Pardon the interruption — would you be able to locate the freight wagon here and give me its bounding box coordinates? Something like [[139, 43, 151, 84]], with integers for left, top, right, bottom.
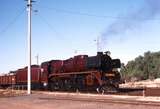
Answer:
[[16, 65, 46, 89], [0, 74, 16, 88]]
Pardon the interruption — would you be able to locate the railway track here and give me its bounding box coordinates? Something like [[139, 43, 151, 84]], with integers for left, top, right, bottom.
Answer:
[[1, 86, 160, 97], [33, 87, 146, 96], [1, 88, 160, 107], [33, 87, 160, 106], [38, 94, 160, 106]]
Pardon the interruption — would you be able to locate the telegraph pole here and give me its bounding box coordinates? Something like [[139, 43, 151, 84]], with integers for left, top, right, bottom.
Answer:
[[97, 36, 99, 52], [27, 0, 32, 95], [94, 36, 100, 52], [36, 54, 39, 65]]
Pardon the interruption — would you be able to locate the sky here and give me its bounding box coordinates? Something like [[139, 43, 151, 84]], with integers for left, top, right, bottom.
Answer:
[[0, 0, 160, 74]]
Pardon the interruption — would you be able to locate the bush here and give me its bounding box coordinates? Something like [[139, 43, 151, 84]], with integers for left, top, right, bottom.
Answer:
[[121, 51, 160, 82]]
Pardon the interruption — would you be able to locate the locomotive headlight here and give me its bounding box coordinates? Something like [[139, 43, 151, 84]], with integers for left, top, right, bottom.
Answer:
[[105, 73, 115, 77], [41, 68, 44, 72], [43, 82, 48, 87]]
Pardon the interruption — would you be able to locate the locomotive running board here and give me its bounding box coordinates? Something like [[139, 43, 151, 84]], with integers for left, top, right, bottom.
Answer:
[[48, 71, 103, 86], [48, 71, 98, 78]]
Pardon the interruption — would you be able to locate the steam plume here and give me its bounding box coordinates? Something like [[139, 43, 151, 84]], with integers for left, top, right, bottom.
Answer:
[[99, 0, 160, 51]]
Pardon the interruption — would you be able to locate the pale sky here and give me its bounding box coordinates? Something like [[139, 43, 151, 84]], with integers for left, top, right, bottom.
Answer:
[[0, 0, 160, 73]]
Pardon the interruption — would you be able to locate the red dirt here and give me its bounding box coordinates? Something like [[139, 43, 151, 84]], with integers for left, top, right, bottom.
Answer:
[[1, 92, 160, 109]]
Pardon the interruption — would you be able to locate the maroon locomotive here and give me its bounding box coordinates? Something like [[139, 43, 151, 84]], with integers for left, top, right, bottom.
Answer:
[[42, 52, 121, 92], [0, 52, 122, 93]]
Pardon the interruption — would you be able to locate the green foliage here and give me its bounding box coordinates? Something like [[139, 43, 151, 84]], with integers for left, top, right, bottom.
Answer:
[[121, 51, 160, 81]]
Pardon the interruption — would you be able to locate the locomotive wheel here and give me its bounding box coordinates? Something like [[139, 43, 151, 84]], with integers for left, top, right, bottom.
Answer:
[[49, 82, 59, 91], [100, 85, 117, 94], [49, 79, 63, 91], [64, 79, 72, 91]]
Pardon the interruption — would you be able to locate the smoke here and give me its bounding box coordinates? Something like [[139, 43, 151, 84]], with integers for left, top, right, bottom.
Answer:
[[99, 0, 160, 51]]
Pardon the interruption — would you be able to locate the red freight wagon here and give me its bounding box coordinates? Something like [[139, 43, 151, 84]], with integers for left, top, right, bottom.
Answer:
[[16, 65, 41, 84], [3, 76, 7, 84], [8, 75, 16, 85], [0, 75, 16, 87], [16, 65, 43, 89], [16, 68, 27, 83]]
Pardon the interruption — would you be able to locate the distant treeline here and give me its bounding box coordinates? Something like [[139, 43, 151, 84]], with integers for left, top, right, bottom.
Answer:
[[121, 51, 160, 82]]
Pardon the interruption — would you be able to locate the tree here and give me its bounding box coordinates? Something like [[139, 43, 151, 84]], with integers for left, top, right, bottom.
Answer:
[[121, 51, 160, 81]]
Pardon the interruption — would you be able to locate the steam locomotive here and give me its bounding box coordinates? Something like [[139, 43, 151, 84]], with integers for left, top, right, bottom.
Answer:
[[0, 52, 122, 93]]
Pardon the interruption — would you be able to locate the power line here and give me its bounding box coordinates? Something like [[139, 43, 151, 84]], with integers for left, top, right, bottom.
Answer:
[[39, 6, 160, 21], [36, 12, 63, 39], [0, 8, 26, 36], [39, 6, 123, 19]]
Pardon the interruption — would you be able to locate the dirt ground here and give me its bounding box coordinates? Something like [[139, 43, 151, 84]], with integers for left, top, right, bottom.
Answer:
[[0, 93, 160, 109], [0, 89, 26, 97], [120, 78, 160, 88]]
